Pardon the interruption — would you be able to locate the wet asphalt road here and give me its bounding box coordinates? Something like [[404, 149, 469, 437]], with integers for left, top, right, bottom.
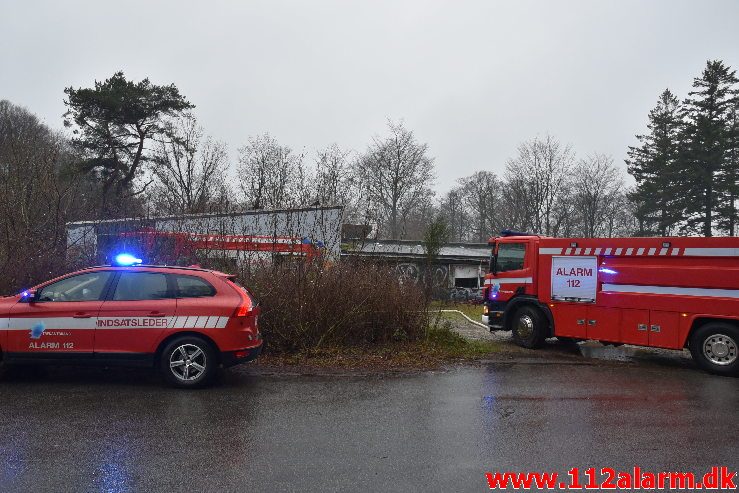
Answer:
[[0, 354, 737, 492]]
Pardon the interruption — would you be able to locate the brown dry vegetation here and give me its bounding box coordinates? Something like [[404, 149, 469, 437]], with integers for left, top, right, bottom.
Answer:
[[241, 259, 428, 352], [238, 260, 501, 368]]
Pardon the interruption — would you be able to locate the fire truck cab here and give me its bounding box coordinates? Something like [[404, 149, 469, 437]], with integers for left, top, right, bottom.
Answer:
[[482, 231, 739, 376]]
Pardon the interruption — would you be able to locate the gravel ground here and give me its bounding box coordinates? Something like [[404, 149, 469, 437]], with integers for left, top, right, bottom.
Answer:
[[434, 311, 511, 343], [439, 310, 695, 367]]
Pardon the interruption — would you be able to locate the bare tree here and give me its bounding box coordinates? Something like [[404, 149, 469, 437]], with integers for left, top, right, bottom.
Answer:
[[150, 114, 230, 215], [237, 133, 306, 210], [0, 100, 90, 293], [504, 135, 574, 236], [438, 186, 470, 242], [355, 120, 435, 239], [311, 144, 354, 207], [458, 171, 504, 242], [571, 154, 626, 237]]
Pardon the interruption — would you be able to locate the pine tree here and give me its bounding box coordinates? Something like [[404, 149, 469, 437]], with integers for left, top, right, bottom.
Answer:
[[626, 89, 682, 236], [679, 60, 739, 236], [717, 102, 739, 235]]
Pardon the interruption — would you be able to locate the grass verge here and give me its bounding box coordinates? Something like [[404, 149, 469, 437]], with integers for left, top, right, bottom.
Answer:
[[256, 324, 500, 372], [429, 301, 484, 321]]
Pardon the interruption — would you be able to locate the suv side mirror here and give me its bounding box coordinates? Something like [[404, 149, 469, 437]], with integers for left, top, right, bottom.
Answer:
[[20, 289, 38, 303]]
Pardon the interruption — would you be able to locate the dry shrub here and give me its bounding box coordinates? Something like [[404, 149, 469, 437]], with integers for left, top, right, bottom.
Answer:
[[242, 260, 428, 352]]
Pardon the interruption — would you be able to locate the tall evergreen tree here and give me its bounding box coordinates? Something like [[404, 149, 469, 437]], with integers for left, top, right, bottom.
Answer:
[[678, 60, 739, 236], [717, 102, 739, 235], [626, 89, 682, 236]]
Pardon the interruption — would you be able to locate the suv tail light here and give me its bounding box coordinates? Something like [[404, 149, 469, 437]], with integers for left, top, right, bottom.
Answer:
[[226, 279, 256, 317]]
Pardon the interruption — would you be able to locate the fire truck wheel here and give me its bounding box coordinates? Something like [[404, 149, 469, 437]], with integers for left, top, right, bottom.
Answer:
[[511, 305, 547, 349], [160, 336, 217, 388], [689, 323, 739, 376]]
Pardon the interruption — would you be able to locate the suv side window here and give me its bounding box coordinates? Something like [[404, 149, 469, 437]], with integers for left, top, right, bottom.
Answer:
[[496, 243, 526, 272], [36, 271, 112, 302], [173, 275, 216, 298], [112, 272, 170, 301]]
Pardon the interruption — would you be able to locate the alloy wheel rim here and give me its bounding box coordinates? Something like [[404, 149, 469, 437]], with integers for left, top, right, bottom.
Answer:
[[703, 334, 737, 366], [169, 344, 207, 381]]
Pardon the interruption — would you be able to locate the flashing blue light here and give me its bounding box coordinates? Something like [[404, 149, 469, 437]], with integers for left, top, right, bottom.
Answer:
[[114, 253, 143, 266], [21, 290, 30, 298], [599, 267, 617, 275]]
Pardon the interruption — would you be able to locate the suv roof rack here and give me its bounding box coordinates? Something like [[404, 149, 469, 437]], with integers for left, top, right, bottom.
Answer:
[[82, 264, 213, 272]]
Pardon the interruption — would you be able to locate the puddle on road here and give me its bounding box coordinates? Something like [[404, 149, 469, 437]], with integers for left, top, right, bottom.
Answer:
[[575, 341, 693, 369]]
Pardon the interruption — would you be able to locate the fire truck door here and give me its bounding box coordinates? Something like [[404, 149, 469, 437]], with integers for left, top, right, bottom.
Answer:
[[620, 309, 649, 346], [648, 311, 680, 349], [585, 306, 621, 343]]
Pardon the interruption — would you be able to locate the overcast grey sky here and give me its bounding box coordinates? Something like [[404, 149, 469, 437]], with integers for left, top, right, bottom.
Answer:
[[1, 0, 738, 193]]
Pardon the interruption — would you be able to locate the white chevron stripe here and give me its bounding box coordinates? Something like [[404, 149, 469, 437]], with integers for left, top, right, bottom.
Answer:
[[1, 315, 232, 330]]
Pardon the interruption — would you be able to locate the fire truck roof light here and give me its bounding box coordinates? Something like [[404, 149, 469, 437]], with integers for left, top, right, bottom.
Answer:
[[114, 253, 143, 266]]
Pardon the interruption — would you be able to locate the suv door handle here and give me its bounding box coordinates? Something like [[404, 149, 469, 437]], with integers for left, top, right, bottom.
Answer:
[[148, 312, 166, 317], [73, 312, 92, 318]]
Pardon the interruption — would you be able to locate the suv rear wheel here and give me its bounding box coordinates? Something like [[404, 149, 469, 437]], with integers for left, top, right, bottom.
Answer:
[[160, 336, 217, 388], [511, 305, 548, 349], [689, 322, 739, 377]]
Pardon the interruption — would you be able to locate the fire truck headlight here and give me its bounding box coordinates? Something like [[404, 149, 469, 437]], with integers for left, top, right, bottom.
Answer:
[[114, 253, 143, 266]]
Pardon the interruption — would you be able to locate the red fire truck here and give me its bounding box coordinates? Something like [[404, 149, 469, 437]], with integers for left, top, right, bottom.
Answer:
[[482, 231, 739, 376]]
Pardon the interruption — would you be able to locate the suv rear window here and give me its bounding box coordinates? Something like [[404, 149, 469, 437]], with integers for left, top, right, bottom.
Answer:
[[173, 275, 216, 298]]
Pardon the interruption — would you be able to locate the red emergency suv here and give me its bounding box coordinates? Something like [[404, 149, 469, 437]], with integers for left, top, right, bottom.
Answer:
[[0, 261, 262, 388]]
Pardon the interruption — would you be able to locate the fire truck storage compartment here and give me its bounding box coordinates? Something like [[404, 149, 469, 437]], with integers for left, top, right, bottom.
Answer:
[[546, 251, 728, 350]]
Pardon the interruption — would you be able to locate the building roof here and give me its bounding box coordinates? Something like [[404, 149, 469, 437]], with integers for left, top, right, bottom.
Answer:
[[344, 239, 490, 262]]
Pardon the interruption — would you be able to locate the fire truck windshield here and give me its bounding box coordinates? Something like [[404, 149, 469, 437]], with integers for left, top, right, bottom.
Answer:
[[495, 243, 526, 272]]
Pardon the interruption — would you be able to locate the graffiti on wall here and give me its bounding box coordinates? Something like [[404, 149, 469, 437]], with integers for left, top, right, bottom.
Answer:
[[395, 263, 449, 287]]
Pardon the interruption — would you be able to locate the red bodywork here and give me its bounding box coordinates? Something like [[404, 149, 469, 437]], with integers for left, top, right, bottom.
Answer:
[[483, 235, 739, 350], [0, 266, 262, 367]]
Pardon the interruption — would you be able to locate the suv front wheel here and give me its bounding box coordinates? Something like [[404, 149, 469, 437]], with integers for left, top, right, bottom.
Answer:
[[160, 336, 218, 388]]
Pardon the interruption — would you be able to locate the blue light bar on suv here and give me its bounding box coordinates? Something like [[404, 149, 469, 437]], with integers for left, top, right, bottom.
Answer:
[[114, 253, 143, 266]]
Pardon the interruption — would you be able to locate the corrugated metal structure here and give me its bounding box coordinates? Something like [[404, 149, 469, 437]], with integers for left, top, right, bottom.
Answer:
[[67, 206, 343, 268], [342, 239, 490, 292]]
